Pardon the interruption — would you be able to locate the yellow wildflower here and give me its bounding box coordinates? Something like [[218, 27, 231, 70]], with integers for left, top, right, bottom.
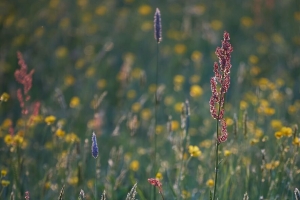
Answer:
[[255, 128, 263, 138], [75, 59, 85, 69], [87, 179, 94, 189], [264, 107, 275, 115], [295, 12, 300, 21], [163, 96, 174, 106], [68, 176, 79, 185], [141, 109, 151, 121], [206, 179, 214, 187], [95, 6, 107, 15], [65, 133, 79, 143], [190, 85, 203, 97], [171, 120, 179, 131], [45, 142, 53, 150], [271, 120, 282, 130], [85, 67, 95, 78], [70, 96, 80, 108], [55, 46, 68, 58], [199, 140, 212, 148], [188, 145, 201, 157], [293, 137, 300, 146], [130, 160, 140, 171], [30, 115, 44, 124], [155, 125, 164, 134], [13, 135, 24, 145], [1, 170, 7, 177], [288, 105, 297, 114], [141, 21, 152, 31], [182, 190, 191, 198], [59, 18, 70, 29], [173, 75, 185, 85], [224, 150, 231, 157], [17, 119, 25, 127], [138, 5, 152, 15], [148, 84, 157, 93], [189, 75, 200, 84], [131, 102, 141, 113], [156, 172, 163, 180], [240, 16, 253, 28], [64, 75, 75, 86], [97, 79, 107, 89], [250, 66, 261, 75], [226, 118, 233, 126], [77, 0, 88, 7], [4, 135, 13, 146], [210, 20, 222, 30], [274, 131, 283, 139], [250, 138, 259, 145], [45, 115, 56, 125], [131, 68, 142, 79], [281, 127, 292, 137], [174, 44, 187, 55], [272, 161, 280, 168], [1, 180, 10, 187], [44, 181, 51, 189], [265, 163, 272, 170], [240, 100, 248, 110], [174, 103, 182, 113], [249, 55, 259, 64], [127, 90, 136, 99], [0, 93, 9, 102], [191, 51, 202, 62], [55, 129, 65, 138], [265, 161, 280, 170], [2, 119, 12, 129]]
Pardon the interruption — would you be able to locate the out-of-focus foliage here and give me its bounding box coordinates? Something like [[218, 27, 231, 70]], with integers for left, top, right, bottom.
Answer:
[[0, 0, 300, 199]]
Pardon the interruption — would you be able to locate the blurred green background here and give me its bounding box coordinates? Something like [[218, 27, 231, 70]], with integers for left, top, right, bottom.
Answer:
[[1, 0, 300, 199]]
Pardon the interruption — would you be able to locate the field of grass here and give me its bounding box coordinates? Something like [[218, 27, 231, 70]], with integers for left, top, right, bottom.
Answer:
[[1, 0, 300, 199]]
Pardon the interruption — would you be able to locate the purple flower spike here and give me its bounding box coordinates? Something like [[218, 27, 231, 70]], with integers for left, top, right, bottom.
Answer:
[[92, 132, 98, 158]]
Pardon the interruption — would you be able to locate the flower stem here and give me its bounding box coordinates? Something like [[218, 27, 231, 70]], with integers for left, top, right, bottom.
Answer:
[[95, 161, 97, 200], [213, 94, 223, 200], [153, 42, 159, 200]]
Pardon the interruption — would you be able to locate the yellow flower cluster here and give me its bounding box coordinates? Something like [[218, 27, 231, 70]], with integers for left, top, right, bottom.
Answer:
[[55, 129, 65, 138], [274, 126, 293, 139], [130, 160, 139, 171], [188, 145, 201, 157], [265, 161, 280, 170], [1, 169, 7, 177], [4, 134, 24, 146], [257, 99, 275, 116], [70, 96, 80, 108], [1, 180, 10, 187], [206, 179, 214, 187], [0, 92, 9, 102], [45, 115, 56, 125]]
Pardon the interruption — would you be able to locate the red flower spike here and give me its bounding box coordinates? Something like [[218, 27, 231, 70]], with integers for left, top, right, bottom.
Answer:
[[148, 178, 163, 193]]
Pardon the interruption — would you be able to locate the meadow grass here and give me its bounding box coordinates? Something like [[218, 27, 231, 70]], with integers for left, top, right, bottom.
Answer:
[[0, 0, 300, 199]]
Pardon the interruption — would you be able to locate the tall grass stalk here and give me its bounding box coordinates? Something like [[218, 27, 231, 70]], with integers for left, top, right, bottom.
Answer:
[[177, 101, 190, 198], [153, 8, 162, 200], [213, 118, 220, 200], [209, 31, 233, 200]]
